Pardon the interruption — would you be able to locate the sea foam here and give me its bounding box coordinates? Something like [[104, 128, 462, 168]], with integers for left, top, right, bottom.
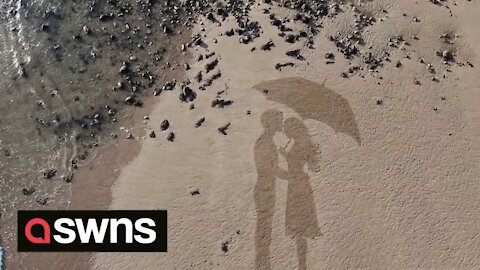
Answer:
[[0, 245, 3, 270]]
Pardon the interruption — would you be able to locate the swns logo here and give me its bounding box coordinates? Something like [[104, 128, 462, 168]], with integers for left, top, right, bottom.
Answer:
[[18, 210, 167, 252]]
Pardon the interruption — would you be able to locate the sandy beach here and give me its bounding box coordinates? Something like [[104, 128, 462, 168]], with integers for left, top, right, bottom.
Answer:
[[88, 0, 480, 269], [3, 0, 480, 269]]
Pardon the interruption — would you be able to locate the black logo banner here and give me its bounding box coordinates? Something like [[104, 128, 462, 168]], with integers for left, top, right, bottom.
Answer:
[[18, 210, 167, 252]]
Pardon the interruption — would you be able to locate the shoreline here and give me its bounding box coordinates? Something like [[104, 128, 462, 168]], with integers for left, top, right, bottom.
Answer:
[[19, 28, 193, 270]]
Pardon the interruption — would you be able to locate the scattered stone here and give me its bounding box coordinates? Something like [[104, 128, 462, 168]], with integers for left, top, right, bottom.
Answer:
[[22, 187, 35, 196], [166, 132, 175, 142], [225, 29, 235, 36], [149, 131, 156, 138], [325, 52, 335, 59], [205, 52, 215, 59], [40, 24, 49, 32], [285, 34, 296, 43], [190, 188, 200, 196], [124, 96, 135, 105], [275, 62, 294, 70], [195, 71, 203, 83], [218, 123, 230, 135], [162, 81, 176, 91], [261, 40, 275, 51], [63, 172, 74, 183], [154, 88, 162, 96], [125, 96, 143, 107], [37, 197, 48, 206], [82, 25, 91, 35], [286, 49, 302, 59], [221, 241, 229, 253], [195, 117, 206, 128], [43, 168, 57, 179], [179, 86, 197, 102], [205, 58, 219, 73], [211, 98, 233, 108], [119, 63, 129, 74], [99, 13, 114, 21], [442, 50, 452, 60], [161, 120, 170, 131], [19, 66, 27, 78]]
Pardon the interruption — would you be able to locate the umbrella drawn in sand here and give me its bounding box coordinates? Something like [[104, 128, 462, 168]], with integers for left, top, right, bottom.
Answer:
[[252, 77, 360, 270], [254, 76, 361, 145]]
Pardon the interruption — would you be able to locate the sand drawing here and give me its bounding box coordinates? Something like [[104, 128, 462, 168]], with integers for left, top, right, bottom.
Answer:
[[254, 109, 283, 270], [253, 77, 360, 270]]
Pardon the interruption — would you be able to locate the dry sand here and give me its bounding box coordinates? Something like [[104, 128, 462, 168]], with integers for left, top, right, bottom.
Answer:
[[90, 1, 480, 269]]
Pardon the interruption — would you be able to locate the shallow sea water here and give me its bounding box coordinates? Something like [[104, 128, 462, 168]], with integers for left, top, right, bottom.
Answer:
[[0, 0, 180, 267]]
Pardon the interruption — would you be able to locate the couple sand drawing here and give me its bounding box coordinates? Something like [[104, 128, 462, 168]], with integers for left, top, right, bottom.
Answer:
[[252, 77, 361, 270]]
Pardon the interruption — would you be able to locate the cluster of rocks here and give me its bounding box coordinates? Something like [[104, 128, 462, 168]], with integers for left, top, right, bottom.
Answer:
[[15, 0, 193, 200]]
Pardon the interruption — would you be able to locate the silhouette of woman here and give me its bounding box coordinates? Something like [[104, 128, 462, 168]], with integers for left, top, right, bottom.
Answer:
[[277, 117, 322, 270]]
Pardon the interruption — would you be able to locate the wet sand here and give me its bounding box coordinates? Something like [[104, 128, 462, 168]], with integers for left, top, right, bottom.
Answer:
[[9, 0, 479, 269], [9, 28, 193, 270]]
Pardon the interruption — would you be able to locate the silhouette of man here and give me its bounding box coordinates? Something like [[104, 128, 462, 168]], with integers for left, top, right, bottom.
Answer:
[[254, 109, 283, 270]]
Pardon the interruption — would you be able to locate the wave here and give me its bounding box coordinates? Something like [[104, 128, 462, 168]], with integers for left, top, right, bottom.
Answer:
[[0, 245, 3, 270]]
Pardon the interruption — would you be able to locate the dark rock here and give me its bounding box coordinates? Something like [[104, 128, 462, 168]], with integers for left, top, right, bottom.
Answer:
[[205, 52, 215, 59], [161, 120, 170, 131], [195, 117, 206, 128], [261, 40, 275, 51], [442, 50, 452, 60], [99, 13, 114, 21], [37, 197, 49, 206], [40, 24, 50, 32], [119, 64, 129, 74], [43, 168, 57, 179], [162, 24, 172, 34], [63, 172, 74, 183], [83, 25, 92, 35], [166, 132, 175, 142], [195, 71, 203, 82], [205, 58, 219, 73], [149, 131, 156, 138], [325, 52, 335, 59], [225, 29, 235, 36], [221, 241, 229, 253], [134, 100, 143, 107], [211, 98, 233, 108], [206, 12, 216, 22], [179, 86, 197, 102], [162, 81, 176, 91], [285, 34, 296, 43], [275, 62, 294, 70], [218, 123, 230, 135], [22, 187, 35, 196], [286, 49, 300, 57], [125, 96, 135, 105]]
